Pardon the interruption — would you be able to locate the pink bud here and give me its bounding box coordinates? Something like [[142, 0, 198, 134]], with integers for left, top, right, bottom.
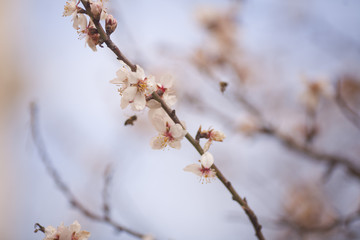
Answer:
[[90, 1, 103, 20], [105, 14, 117, 35]]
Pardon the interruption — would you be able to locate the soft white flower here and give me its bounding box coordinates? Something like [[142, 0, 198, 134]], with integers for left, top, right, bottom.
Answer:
[[201, 128, 225, 151], [184, 152, 216, 183], [43, 221, 90, 240], [110, 67, 129, 98], [63, 0, 77, 17], [113, 65, 156, 111], [149, 109, 186, 149], [147, 74, 177, 109], [78, 20, 99, 52], [73, 14, 87, 31]]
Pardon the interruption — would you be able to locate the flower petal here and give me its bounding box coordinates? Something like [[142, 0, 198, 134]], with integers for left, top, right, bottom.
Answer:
[[146, 99, 161, 109], [200, 152, 214, 168], [150, 135, 165, 149], [164, 93, 177, 106], [132, 92, 146, 111], [183, 164, 202, 177], [115, 68, 129, 81], [159, 74, 173, 88], [169, 124, 185, 139], [150, 114, 167, 133], [169, 140, 181, 149], [122, 86, 137, 102], [69, 221, 81, 233]]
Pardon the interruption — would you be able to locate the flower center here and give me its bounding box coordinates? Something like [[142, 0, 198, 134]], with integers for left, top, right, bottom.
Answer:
[[137, 78, 148, 93]]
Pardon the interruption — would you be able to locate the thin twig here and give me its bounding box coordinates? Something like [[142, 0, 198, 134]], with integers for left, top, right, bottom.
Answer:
[[335, 79, 360, 131], [196, 65, 360, 181], [77, 1, 266, 239], [29, 102, 145, 239], [102, 164, 113, 220], [259, 125, 360, 180], [151, 93, 265, 240], [80, 0, 137, 72]]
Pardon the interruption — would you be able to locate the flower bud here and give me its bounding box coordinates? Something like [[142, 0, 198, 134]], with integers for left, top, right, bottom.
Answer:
[[90, 1, 103, 20], [200, 152, 214, 169], [105, 14, 117, 35]]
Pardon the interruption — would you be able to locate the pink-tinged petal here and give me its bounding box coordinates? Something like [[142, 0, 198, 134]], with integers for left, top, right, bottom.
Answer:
[[164, 94, 177, 106], [132, 92, 146, 111], [120, 96, 129, 109], [150, 114, 167, 133], [159, 74, 174, 88], [79, 14, 87, 30], [128, 73, 139, 84], [146, 99, 161, 109], [183, 164, 202, 177], [116, 68, 129, 81], [122, 86, 137, 101], [203, 140, 212, 152], [73, 13, 87, 30], [44, 226, 57, 237], [200, 152, 214, 168], [145, 75, 157, 94], [208, 170, 217, 178], [169, 140, 181, 149], [69, 221, 81, 233], [169, 124, 185, 139], [150, 136, 165, 149], [86, 37, 97, 52], [135, 65, 145, 79], [100, 10, 108, 20], [77, 231, 91, 240]]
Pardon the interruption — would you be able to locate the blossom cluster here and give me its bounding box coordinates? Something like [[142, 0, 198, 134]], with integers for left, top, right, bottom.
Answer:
[[42, 221, 90, 240], [63, 0, 117, 51], [62, 0, 226, 183], [109, 64, 226, 182]]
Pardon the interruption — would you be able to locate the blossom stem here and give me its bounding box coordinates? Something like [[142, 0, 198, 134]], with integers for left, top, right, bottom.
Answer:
[[79, 2, 265, 239], [80, 0, 137, 72], [152, 92, 265, 240], [30, 103, 145, 239]]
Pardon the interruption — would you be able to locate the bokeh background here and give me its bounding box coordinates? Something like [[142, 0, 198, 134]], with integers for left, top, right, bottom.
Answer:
[[1, 0, 360, 239]]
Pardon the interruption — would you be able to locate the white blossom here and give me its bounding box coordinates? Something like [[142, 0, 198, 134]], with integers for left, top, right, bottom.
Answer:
[[201, 128, 225, 152], [43, 221, 90, 240], [63, 0, 77, 17], [149, 109, 186, 149], [73, 14, 87, 31], [184, 152, 216, 183], [147, 74, 177, 109], [111, 65, 156, 111], [78, 20, 100, 52]]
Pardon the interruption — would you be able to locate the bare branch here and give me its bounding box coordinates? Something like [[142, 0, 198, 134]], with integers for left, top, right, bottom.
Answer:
[[335, 78, 360, 131], [29, 102, 145, 239], [102, 164, 113, 220]]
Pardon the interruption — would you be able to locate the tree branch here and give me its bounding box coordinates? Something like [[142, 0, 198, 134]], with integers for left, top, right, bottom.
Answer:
[[29, 102, 145, 239], [335, 78, 360, 131], [77, 1, 266, 239]]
